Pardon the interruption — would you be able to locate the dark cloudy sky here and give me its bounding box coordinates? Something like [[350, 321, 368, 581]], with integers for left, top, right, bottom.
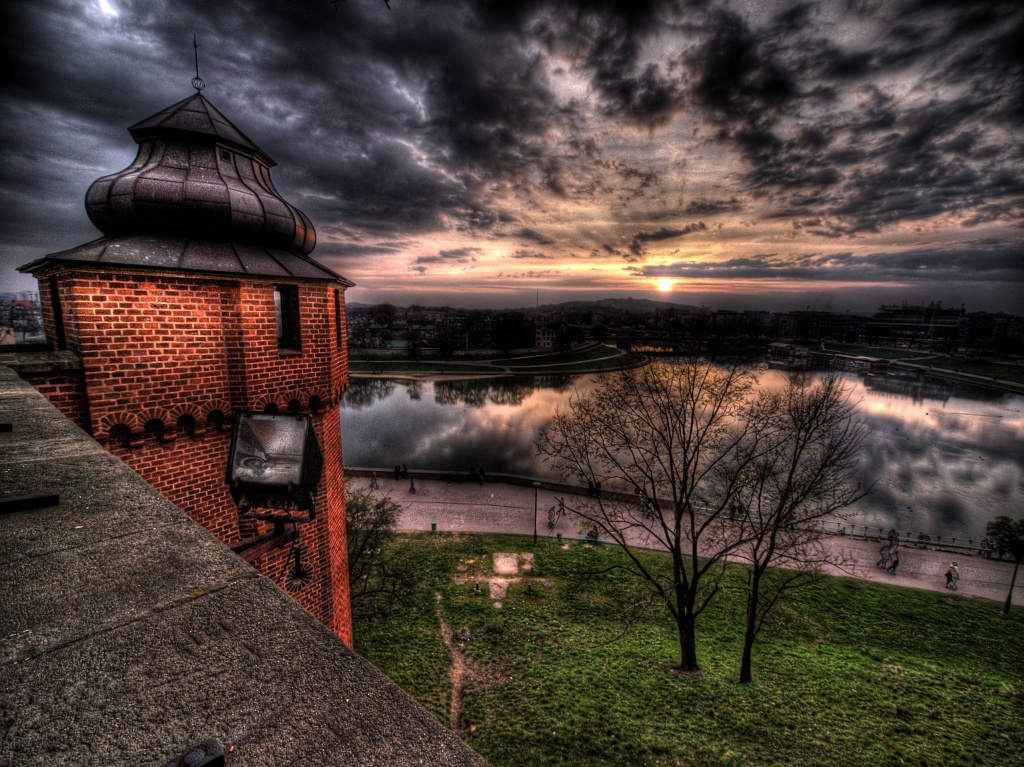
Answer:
[[2, 0, 1022, 312]]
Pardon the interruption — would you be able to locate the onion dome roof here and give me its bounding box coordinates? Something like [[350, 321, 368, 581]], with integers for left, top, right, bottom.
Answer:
[[83, 93, 317, 256], [21, 235, 351, 284], [127, 93, 268, 160]]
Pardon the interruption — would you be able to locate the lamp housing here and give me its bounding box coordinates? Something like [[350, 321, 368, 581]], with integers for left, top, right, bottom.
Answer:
[[226, 412, 323, 521]]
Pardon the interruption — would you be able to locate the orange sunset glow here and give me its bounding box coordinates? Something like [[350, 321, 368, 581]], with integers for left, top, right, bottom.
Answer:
[[2, 1, 1022, 314]]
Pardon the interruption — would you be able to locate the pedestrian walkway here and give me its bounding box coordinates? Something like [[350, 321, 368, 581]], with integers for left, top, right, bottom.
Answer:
[[348, 474, 1018, 605]]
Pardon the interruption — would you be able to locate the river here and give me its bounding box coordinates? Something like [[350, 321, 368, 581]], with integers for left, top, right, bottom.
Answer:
[[340, 368, 1024, 541]]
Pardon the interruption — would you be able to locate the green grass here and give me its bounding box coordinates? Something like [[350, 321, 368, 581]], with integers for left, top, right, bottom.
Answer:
[[824, 344, 939, 361], [496, 345, 625, 368], [349, 346, 644, 376], [823, 345, 1024, 384], [354, 534, 1024, 767], [503, 352, 648, 374], [927, 361, 1024, 385], [348, 360, 500, 374]]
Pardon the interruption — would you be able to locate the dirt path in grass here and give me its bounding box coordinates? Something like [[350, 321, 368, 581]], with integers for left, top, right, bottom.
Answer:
[[437, 599, 476, 732]]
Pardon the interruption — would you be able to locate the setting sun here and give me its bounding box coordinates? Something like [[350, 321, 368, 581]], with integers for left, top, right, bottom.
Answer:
[[657, 279, 672, 292]]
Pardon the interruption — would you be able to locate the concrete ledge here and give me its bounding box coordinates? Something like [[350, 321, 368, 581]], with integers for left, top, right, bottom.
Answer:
[[0, 365, 489, 767], [0, 350, 83, 376]]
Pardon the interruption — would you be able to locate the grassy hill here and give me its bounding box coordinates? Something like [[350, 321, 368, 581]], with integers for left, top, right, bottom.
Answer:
[[353, 534, 1024, 767]]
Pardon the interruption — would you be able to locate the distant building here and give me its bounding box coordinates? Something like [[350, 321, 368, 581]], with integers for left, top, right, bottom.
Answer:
[[862, 301, 963, 348], [773, 310, 858, 342], [1, 293, 44, 342], [768, 342, 810, 368], [958, 311, 1022, 353], [535, 322, 564, 348], [711, 309, 743, 330], [832, 354, 889, 375]]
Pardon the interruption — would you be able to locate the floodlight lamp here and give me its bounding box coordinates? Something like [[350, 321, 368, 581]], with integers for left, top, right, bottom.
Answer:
[[226, 412, 323, 522]]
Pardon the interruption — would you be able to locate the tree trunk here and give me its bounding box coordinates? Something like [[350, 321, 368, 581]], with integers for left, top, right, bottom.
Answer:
[[739, 576, 760, 684], [676, 614, 699, 672], [1005, 559, 1019, 615]]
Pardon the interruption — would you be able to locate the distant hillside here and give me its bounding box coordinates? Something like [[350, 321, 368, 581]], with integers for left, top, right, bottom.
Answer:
[[524, 298, 703, 315], [347, 298, 703, 314]]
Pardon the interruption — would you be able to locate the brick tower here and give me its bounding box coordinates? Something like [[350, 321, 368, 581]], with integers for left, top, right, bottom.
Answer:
[[19, 91, 354, 644]]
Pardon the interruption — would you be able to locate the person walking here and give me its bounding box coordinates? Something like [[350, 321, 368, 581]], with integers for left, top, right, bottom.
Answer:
[[945, 562, 960, 590], [394, 464, 401, 481], [877, 543, 892, 570], [369, 472, 379, 490], [886, 546, 900, 575]]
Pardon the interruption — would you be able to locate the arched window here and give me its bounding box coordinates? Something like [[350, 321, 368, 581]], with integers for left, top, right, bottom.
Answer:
[[176, 413, 196, 438], [109, 424, 132, 449], [308, 395, 322, 415], [287, 398, 302, 413], [144, 419, 166, 443], [206, 410, 225, 431], [263, 402, 279, 414]]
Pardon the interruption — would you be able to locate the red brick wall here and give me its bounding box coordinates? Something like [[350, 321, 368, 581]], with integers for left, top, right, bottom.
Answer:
[[109, 427, 240, 542], [29, 264, 352, 645], [250, 404, 349, 643], [319, 402, 352, 643], [17, 370, 90, 432]]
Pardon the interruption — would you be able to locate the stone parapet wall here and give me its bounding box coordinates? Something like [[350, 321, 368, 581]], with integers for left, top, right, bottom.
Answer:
[[0, 362, 489, 766]]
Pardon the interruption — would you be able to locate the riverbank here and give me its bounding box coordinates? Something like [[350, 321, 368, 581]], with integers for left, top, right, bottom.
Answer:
[[350, 342, 645, 378], [345, 472, 1020, 605], [822, 343, 1024, 394], [351, 342, 1024, 393]]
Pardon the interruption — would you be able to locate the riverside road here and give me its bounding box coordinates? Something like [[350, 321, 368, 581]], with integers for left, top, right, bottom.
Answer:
[[347, 472, 1019, 606]]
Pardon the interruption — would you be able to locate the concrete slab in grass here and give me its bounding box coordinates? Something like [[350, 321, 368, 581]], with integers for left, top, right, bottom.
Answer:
[[492, 552, 518, 575]]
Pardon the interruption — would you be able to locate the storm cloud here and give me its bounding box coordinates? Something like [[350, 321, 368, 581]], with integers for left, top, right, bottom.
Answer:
[[2, 0, 1022, 311]]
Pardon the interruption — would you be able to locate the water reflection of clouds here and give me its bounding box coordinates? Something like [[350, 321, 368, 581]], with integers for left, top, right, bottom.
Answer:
[[341, 379, 581, 477], [340, 372, 1023, 539], [841, 374, 1024, 539]]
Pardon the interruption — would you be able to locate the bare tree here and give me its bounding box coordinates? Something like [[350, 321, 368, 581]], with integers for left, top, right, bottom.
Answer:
[[985, 515, 1024, 614], [346, 486, 413, 620], [537, 358, 761, 672], [730, 373, 867, 683], [9, 302, 42, 342]]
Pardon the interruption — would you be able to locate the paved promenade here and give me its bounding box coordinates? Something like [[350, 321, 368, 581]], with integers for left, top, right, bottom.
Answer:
[[348, 474, 1019, 606]]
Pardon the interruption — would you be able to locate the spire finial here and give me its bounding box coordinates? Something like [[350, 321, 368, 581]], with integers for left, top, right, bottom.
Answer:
[[191, 34, 205, 92]]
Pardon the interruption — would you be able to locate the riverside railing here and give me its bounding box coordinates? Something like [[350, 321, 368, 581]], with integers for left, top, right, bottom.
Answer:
[[345, 467, 1000, 558]]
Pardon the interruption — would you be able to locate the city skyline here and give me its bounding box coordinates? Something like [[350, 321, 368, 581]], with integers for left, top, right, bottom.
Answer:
[[2, 0, 1023, 314]]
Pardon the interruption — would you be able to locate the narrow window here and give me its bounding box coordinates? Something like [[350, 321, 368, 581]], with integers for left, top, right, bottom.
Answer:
[[49, 276, 67, 351], [274, 284, 301, 351], [334, 289, 343, 346]]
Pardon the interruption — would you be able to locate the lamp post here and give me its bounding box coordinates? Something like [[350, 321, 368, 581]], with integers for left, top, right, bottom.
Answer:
[[532, 481, 541, 545]]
